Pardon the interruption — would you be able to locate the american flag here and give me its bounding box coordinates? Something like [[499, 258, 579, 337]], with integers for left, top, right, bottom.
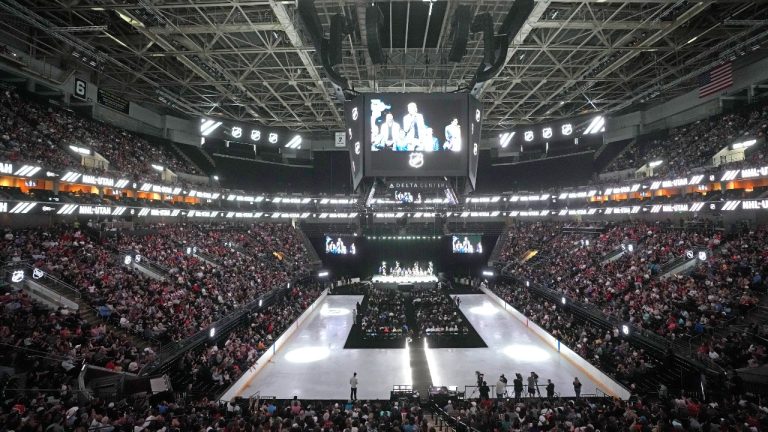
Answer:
[[698, 62, 733, 98]]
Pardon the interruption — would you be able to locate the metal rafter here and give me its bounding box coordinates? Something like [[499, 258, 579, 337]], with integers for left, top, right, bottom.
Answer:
[[1, 0, 766, 132]]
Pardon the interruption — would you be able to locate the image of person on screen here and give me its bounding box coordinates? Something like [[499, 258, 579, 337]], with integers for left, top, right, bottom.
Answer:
[[452, 236, 462, 253], [462, 236, 473, 253], [402, 102, 427, 151], [422, 127, 440, 152], [373, 112, 401, 151], [444, 118, 462, 152]]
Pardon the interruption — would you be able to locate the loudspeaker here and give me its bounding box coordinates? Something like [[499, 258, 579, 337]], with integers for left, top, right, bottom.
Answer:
[[328, 13, 346, 66], [448, 5, 471, 62], [297, 0, 323, 47], [366, 5, 386, 65], [470, 12, 495, 65]]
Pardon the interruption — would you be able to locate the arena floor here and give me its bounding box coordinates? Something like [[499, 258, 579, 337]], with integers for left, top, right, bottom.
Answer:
[[232, 294, 609, 400]]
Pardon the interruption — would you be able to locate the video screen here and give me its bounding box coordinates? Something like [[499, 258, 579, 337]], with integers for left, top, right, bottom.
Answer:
[[364, 93, 470, 176], [451, 234, 483, 254], [325, 235, 358, 255]]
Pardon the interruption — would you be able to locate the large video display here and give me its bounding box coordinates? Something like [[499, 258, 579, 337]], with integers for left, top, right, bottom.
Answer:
[[325, 235, 358, 255], [451, 234, 483, 254], [364, 93, 471, 176]]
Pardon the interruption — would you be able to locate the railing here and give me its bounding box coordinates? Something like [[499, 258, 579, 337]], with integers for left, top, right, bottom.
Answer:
[[11, 263, 82, 301], [487, 223, 512, 265], [430, 405, 482, 432], [659, 255, 690, 275]]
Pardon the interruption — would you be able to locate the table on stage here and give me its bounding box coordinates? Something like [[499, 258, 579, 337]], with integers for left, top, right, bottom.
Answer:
[[371, 274, 438, 289]]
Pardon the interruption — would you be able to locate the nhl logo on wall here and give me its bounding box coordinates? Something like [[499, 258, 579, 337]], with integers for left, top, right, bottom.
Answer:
[[473, 143, 478, 156], [409, 152, 424, 168]]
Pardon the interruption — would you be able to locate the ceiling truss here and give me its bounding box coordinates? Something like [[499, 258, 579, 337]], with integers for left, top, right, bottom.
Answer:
[[1, 0, 766, 133]]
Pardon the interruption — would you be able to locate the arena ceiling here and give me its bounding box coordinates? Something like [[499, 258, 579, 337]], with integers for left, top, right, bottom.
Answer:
[[2, 0, 768, 133]]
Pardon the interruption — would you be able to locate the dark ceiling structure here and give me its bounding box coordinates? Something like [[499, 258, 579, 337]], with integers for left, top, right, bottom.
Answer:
[[2, 0, 768, 133]]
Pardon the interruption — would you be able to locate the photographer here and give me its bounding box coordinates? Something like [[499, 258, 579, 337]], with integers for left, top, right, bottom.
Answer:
[[513, 374, 523, 401], [496, 374, 507, 400], [528, 372, 539, 398], [475, 371, 484, 388], [479, 381, 490, 401], [546, 379, 555, 400]]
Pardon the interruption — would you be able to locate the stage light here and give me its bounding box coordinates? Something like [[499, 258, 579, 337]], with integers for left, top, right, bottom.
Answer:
[[649, 160, 663, 168], [469, 302, 499, 316], [482, 270, 495, 277], [561, 297, 566, 305], [526, 280, 530, 287], [285, 346, 331, 363], [318, 271, 329, 278], [258, 299, 263, 307], [209, 327, 216, 338], [621, 324, 630, 336], [502, 344, 551, 362]]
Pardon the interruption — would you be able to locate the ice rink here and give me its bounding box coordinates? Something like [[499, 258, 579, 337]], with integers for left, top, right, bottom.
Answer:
[[233, 294, 613, 400]]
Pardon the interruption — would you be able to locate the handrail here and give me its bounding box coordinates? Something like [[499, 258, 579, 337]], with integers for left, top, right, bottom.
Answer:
[[12, 263, 82, 300]]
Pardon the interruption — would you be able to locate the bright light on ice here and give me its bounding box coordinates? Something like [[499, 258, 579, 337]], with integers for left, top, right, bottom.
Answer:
[[502, 344, 551, 362], [469, 302, 499, 316], [285, 346, 331, 363], [320, 305, 350, 316]]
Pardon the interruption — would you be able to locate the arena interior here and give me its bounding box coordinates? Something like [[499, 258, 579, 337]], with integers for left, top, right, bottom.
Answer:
[[2, 0, 768, 430]]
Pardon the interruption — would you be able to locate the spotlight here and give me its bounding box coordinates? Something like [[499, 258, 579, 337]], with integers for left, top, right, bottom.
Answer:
[[526, 280, 530, 287], [209, 327, 216, 338], [561, 297, 566, 305], [621, 324, 630, 336]]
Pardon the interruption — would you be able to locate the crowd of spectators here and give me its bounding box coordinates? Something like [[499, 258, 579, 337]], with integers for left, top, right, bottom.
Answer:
[[0, 87, 201, 180], [441, 392, 767, 432], [0, 393, 432, 432], [358, 288, 408, 338], [0, 288, 155, 377], [413, 287, 469, 337], [605, 101, 768, 175], [0, 221, 310, 344], [695, 324, 768, 370], [176, 284, 321, 394], [118, 223, 310, 310], [498, 221, 766, 341]]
